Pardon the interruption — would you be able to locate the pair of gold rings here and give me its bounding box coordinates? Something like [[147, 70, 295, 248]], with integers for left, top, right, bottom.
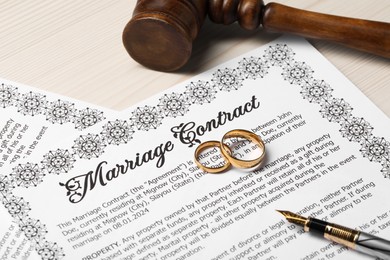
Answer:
[[194, 129, 265, 173]]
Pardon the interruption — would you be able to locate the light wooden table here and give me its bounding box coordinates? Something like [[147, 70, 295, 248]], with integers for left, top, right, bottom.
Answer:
[[0, 0, 389, 116]]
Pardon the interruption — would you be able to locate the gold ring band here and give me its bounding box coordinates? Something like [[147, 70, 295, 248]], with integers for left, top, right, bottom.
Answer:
[[220, 129, 265, 169], [194, 140, 232, 173]]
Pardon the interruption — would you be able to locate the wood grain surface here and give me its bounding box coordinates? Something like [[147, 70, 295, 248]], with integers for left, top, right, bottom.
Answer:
[[0, 0, 388, 116]]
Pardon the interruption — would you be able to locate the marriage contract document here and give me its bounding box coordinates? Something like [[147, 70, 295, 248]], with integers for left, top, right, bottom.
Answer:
[[0, 78, 116, 259], [1, 37, 390, 260]]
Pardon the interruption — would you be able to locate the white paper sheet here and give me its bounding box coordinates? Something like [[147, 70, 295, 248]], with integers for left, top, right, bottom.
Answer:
[[1, 36, 390, 260], [0, 78, 117, 259]]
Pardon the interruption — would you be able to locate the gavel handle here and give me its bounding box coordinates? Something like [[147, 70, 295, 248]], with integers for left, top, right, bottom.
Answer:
[[262, 3, 390, 58]]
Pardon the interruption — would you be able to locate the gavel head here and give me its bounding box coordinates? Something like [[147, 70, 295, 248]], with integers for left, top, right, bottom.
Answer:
[[123, 0, 265, 71], [122, 0, 207, 72]]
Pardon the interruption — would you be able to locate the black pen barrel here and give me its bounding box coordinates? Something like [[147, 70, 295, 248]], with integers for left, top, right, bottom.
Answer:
[[279, 211, 390, 260]]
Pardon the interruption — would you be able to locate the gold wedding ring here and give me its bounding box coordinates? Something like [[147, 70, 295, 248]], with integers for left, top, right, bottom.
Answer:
[[221, 129, 265, 169], [194, 141, 232, 173]]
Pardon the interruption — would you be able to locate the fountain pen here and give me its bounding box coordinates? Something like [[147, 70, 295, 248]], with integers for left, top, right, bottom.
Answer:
[[277, 210, 390, 260]]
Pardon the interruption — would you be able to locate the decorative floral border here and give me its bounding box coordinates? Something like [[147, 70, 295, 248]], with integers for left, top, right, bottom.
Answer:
[[0, 84, 106, 130], [0, 83, 106, 258], [0, 43, 389, 259]]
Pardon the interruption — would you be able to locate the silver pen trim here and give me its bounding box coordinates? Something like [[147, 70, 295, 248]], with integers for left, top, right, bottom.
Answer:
[[277, 210, 390, 260], [355, 232, 390, 260]]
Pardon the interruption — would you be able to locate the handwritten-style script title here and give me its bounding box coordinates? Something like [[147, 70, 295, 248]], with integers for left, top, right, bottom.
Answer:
[[59, 142, 174, 203], [60, 95, 260, 203], [171, 95, 260, 147]]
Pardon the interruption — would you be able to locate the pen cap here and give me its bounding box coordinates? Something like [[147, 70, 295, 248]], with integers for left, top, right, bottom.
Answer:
[[122, 0, 207, 71]]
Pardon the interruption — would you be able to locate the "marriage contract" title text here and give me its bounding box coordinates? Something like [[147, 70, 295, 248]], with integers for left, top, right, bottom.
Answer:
[[59, 141, 174, 203]]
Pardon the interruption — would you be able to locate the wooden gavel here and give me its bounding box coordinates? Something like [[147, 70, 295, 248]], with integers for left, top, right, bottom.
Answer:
[[122, 0, 390, 71]]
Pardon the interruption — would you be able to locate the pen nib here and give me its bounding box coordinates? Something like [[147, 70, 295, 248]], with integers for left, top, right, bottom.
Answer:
[[276, 210, 307, 227]]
